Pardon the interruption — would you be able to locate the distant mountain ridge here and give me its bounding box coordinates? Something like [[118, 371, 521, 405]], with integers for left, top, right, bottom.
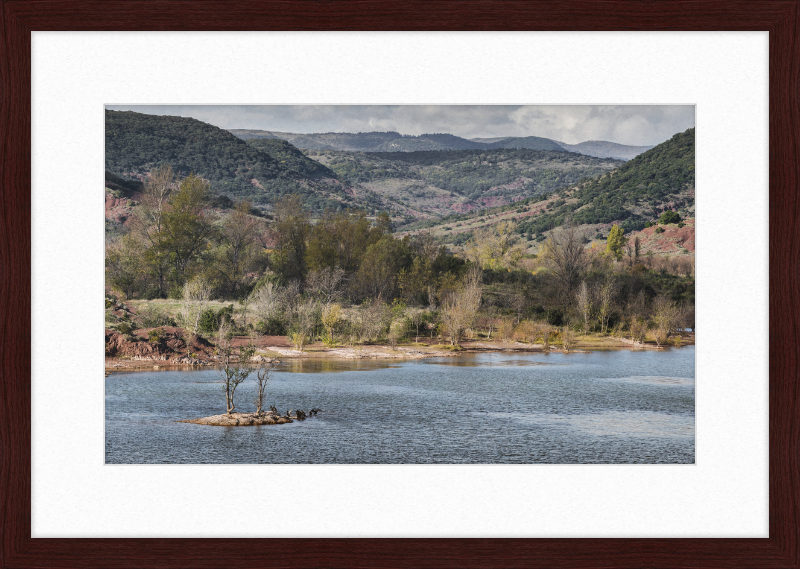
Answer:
[[555, 140, 655, 160], [228, 129, 656, 160]]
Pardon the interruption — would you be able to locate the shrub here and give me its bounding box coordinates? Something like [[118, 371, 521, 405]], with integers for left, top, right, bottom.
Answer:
[[659, 210, 681, 225], [117, 322, 133, 335], [654, 226, 664, 234], [147, 328, 162, 343], [199, 305, 234, 334], [677, 221, 685, 228], [256, 317, 287, 336]]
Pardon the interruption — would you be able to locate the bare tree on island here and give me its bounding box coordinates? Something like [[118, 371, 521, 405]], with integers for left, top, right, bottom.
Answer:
[[216, 321, 256, 415]]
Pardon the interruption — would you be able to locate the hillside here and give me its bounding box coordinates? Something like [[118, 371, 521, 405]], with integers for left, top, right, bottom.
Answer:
[[244, 138, 336, 179], [229, 129, 653, 159], [105, 110, 353, 213], [397, 128, 695, 252], [305, 148, 622, 224]]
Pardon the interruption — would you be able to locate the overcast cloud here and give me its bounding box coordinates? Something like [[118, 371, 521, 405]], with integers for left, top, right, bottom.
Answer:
[[105, 105, 695, 146]]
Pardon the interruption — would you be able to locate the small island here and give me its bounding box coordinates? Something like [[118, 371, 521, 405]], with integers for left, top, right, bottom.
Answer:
[[181, 408, 319, 426]]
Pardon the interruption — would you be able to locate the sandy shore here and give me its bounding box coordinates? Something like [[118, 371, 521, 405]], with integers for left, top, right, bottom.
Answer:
[[105, 333, 694, 373]]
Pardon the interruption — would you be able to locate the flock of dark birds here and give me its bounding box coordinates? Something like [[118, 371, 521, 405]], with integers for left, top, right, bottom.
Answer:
[[269, 406, 322, 421]]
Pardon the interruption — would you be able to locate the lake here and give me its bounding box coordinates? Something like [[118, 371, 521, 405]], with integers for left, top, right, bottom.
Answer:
[[105, 346, 695, 464]]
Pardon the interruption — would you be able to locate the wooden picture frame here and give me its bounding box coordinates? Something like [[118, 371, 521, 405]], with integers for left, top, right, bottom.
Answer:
[[2, 1, 798, 567]]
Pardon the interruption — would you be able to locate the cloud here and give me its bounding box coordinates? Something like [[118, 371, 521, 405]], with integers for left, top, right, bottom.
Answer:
[[105, 104, 695, 146]]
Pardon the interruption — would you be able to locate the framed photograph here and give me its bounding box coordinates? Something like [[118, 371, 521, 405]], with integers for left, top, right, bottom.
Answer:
[[3, 1, 798, 567]]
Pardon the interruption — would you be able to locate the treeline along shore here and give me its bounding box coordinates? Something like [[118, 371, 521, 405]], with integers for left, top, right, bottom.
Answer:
[[105, 164, 694, 372]]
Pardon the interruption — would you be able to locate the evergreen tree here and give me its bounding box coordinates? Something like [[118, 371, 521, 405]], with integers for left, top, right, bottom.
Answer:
[[605, 224, 627, 261]]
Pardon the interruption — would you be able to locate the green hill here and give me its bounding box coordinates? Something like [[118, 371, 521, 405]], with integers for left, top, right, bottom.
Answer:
[[487, 136, 566, 152], [245, 138, 336, 178], [105, 110, 351, 212], [516, 128, 695, 235]]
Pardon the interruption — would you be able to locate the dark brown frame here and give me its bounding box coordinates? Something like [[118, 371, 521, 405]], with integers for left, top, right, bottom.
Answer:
[[2, 1, 798, 567]]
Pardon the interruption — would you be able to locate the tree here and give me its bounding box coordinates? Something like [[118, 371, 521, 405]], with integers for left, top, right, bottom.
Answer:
[[307, 266, 346, 305], [253, 360, 278, 415], [561, 327, 576, 353], [409, 309, 427, 343], [105, 233, 149, 298], [605, 224, 627, 261], [465, 220, 524, 270], [272, 194, 309, 284], [176, 277, 212, 341], [288, 299, 318, 351], [132, 164, 175, 296], [249, 281, 287, 334], [216, 322, 256, 415], [595, 278, 614, 334], [542, 221, 588, 299], [575, 280, 593, 334], [652, 294, 680, 346], [321, 303, 342, 339], [353, 235, 411, 301], [159, 174, 215, 288], [438, 267, 482, 346], [215, 201, 263, 298]]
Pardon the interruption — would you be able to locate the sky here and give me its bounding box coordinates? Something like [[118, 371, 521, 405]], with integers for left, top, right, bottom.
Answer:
[[105, 105, 695, 146]]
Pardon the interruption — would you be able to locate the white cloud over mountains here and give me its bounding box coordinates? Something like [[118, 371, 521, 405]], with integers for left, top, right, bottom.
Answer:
[[106, 105, 695, 147]]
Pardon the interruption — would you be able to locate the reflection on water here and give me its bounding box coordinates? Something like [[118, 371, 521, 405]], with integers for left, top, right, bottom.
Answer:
[[276, 358, 401, 374], [423, 358, 556, 368], [106, 347, 695, 464]]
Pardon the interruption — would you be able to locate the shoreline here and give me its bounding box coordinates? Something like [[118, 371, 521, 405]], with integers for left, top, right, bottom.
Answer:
[[105, 333, 694, 373]]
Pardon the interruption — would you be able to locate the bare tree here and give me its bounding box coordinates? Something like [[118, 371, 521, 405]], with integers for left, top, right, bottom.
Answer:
[[253, 360, 278, 415], [176, 277, 212, 341], [595, 278, 614, 334], [514, 319, 537, 344], [307, 266, 347, 305], [131, 164, 176, 296], [629, 318, 648, 344], [497, 318, 515, 342], [139, 164, 175, 229], [249, 281, 287, 332], [289, 299, 318, 351], [575, 280, 593, 334], [216, 322, 256, 415], [358, 298, 391, 343], [409, 309, 426, 343], [542, 221, 588, 300], [535, 320, 552, 350], [561, 327, 576, 353], [623, 238, 635, 267], [652, 294, 680, 347], [439, 268, 483, 346]]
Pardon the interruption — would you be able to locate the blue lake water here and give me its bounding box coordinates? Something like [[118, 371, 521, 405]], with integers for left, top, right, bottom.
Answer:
[[105, 346, 695, 464]]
